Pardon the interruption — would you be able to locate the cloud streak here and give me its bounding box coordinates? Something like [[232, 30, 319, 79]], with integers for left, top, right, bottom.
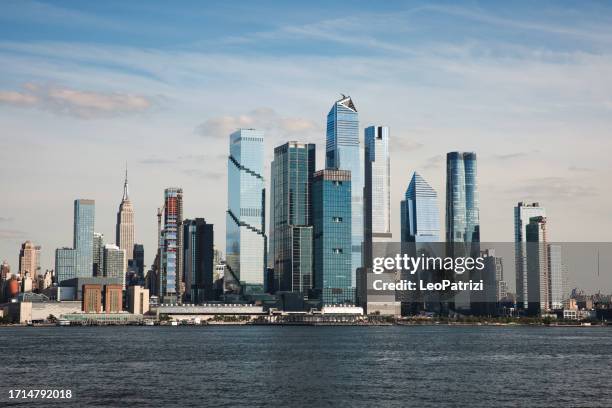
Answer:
[[0, 84, 152, 118], [196, 108, 321, 143]]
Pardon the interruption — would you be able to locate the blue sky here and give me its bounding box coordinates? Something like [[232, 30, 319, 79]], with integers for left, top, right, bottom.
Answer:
[[1, 1, 611, 291]]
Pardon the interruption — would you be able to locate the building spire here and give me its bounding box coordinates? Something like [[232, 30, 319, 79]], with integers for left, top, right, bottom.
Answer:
[[122, 162, 129, 201]]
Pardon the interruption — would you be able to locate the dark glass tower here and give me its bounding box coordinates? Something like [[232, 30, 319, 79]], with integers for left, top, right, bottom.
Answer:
[[183, 219, 214, 303], [269, 141, 316, 294]]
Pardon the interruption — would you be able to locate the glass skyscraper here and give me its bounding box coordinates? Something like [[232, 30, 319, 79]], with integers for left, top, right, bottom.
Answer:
[[401, 172, 440, 243], [445, 152, 479, 243], [73, 199, 95, 278], [364, 125, 391, 264], [326, 95, 363, 287], [160, 187, 183, 303], [526, 216, 549, 315], [514, 202, 546, 310], [312, 169, 353, 304], [548, 244, 564, 310], [54, 247, 75, 284], [183, 218, 214, 303], [269, 141, 315, 294], [226, 129, 266, 294]]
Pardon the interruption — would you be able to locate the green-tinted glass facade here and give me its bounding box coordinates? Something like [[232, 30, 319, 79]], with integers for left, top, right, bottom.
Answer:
[[269, 142, 315, 293], [312, 169, 354, 304]]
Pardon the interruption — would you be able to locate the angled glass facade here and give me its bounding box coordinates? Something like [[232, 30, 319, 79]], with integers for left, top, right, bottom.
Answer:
[[73, 199, 95, 278], [445, 152, 479, 243], [312, 169, 354, 304], [269, 141, 315, 293], [226, 129, 266, 293], [326, 96, 363, 287], [401, 172, 440, 243]]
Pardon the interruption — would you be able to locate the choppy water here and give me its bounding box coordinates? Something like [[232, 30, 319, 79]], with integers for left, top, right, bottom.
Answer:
[[1, 325, 611, 407]]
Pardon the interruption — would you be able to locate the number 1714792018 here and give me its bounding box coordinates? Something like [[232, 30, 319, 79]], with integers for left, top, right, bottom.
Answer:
[[8, 389, 72, 399]]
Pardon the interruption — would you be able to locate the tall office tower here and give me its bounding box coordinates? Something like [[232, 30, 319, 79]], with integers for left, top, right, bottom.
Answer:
[[401, 172, 440, 243], [269, 141, 316, 294], [526, 216, 549, 315], [18, 240, 40, 280], [312, 169, 353, 304], [445, 152, 479, 243], [364, 126, 391, 238], [133, 244, 144, 280], [116, 168, 135, 262], [364, 126, 391, 268], [54, 247, 75, 284], [160, 187, 183, 302], [93, 232, 104, 277], [183, 218, 214, 303], [548, 244, 564, 310], [226, 129, 266, 294], [73, 199, 95, 277], [514, 202, 546, 310], [326, 95, 363, 287], [103, 244, 126, 287]]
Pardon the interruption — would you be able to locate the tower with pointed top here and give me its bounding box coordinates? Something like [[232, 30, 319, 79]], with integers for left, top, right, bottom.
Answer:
[[116, 166, 135, 262], [326, 95, 363, 291], [401, 172, 440, 243]]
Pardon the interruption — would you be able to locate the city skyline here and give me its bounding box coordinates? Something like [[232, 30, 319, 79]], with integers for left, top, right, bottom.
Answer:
[[1, 1, 611, 293]]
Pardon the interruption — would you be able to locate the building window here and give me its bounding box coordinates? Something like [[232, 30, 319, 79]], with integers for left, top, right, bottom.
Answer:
[[332, 248, 343, 254], [332, 217, 343, 223]]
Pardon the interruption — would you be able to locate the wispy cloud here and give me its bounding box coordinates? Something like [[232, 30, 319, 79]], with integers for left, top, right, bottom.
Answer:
[[0, 83, 153, 118], [505, 176, 597, 200], [493, 152, 528, 160], [422, 155, 443, 170], [0, 228, 26, 240], [568, 165, 594, 172], [196, 108, 321, 143]]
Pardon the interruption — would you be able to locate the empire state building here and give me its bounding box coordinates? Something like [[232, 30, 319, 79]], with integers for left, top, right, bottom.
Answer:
[[116, 168, 135, 262]]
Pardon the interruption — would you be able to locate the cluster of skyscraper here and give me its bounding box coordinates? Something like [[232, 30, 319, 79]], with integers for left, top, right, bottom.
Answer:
[[53, 171, 144, 290], [5, 94, 564, 317], [514, 202, 566, 315], [224, 95, 564, 316]]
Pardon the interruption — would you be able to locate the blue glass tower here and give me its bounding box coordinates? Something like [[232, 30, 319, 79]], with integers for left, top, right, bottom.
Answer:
[[269, 141, 315, 294], [226, 129, 266, 294], [326, 95, 363, 287], [445, 152, 479, 243], [73, 199, 95, 277], [312, 169, 353, 304], [401, 172, 440, 243], [54, 247, 75, 284]]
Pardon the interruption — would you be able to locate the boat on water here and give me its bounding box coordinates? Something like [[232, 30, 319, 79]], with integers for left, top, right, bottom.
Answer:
[[57, 320, 70, 326]]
